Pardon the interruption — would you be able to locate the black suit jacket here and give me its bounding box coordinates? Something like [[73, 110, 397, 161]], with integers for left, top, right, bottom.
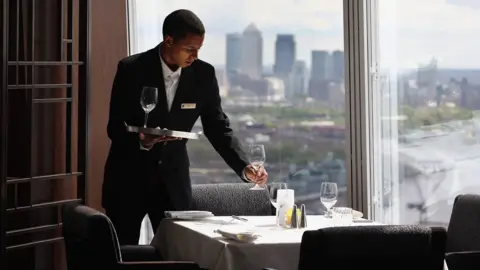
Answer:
[[102, 45, 249, 210]]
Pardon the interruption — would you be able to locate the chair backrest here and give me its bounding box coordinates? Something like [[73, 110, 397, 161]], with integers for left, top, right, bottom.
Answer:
[[191, 183, 273, 216], [298, 225, 446, 270], [447, 194, 480, 252], [62, 203, 122, 270]]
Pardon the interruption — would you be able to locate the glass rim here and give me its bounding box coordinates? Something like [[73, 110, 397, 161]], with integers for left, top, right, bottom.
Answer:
[[321, 181, 337, 185]]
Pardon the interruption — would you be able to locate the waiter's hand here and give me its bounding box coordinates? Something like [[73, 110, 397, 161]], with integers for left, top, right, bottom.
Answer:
[[244, 164, 268, 186], [139, 133, 180, 148]]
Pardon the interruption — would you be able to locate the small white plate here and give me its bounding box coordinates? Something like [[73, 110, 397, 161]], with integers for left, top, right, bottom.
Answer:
[[164, 210, 214, 220], [174, 216, 213, 220]]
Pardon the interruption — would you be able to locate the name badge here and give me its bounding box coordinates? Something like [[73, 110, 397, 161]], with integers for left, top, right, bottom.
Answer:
[[181, 103, 196, 109]]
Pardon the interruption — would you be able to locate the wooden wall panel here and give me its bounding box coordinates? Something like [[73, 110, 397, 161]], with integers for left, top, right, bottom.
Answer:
[[2, 0, 128, 269], [88, 0, 128, 211]]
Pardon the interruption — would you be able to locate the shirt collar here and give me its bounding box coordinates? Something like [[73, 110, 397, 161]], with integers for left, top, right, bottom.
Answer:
[[159, 45, 181, 80]]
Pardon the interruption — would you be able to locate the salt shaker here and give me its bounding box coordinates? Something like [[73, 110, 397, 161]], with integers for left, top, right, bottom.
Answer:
[[299, 204, 307, 228], [291, 204, 298, 228]]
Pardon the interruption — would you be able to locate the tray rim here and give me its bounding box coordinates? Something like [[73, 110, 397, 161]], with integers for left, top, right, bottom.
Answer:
[[125, 125, 200, 139]]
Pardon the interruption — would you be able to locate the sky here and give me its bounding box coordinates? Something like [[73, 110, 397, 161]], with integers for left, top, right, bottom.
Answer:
[[130, 0, 480, 69]]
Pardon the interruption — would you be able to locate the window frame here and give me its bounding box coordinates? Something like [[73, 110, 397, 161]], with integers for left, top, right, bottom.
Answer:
[[343, 0, 375, 218], [126, 0, 137, 55], [125, 0, 378, 219]]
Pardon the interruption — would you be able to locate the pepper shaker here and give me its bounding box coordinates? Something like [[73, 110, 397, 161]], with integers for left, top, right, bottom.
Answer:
[[291, 204, 298, 228], [299, 204, 307, 228]]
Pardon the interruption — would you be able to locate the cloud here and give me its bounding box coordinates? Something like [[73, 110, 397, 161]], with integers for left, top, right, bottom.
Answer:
[[446, 0, 480, 9], [379, 0, 480, 68], [381, 0, 480, 32], [130, 0, 480, 68], [151, 0, 342, 33]]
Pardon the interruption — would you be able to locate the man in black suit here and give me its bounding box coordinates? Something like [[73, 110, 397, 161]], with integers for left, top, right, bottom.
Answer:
[[102, 9, 268, 245]]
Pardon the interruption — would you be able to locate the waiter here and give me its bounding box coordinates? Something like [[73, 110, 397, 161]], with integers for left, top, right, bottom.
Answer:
[[102, 9, 268, 245]]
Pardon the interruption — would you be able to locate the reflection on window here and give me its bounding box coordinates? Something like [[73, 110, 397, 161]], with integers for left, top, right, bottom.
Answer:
[[129, 0, 346, 214], [375, 0, 480, 226]]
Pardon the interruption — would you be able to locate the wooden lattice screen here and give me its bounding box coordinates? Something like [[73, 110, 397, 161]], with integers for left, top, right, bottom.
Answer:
[[0, 0, 90, 269]]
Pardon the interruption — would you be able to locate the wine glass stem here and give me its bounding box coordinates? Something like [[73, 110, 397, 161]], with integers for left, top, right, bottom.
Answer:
[[143, 112, 149, 128]]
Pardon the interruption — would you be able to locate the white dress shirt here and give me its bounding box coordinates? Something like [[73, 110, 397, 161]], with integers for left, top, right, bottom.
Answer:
[[160, 54, 182, 112]]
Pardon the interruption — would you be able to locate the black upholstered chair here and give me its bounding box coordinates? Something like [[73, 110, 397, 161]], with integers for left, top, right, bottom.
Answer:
[[62, 203, 202, 270], [294, 225, 446, 270], [445, 194, 480, 270], [191, 183, 273, 216]]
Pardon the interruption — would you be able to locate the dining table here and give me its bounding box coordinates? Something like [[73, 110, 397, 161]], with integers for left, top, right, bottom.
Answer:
[[151, 215, 380, 270]]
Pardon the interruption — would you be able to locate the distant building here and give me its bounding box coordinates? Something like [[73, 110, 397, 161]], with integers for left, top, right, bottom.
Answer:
[[215, 68, 229, 98], [241, 23, 263, 79], [308, 50, 344, 102], [331, 50, 344, 82], [265, 77, 286, 101], [274, 34, 296, 77], [311, 50, 330, 81], [226, 33, 242, 74], [289, 60, 308, 97]]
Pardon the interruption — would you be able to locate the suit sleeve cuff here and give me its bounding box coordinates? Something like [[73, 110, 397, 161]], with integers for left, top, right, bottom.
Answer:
[[242, 167, 253, 183], [139, 141, 152, 151]]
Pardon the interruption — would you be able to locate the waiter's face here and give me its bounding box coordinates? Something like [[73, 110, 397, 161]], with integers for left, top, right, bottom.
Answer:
[[166, 33, 204, 68]]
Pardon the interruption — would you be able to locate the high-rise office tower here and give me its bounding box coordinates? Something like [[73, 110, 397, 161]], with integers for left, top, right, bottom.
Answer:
[[274, 34, 295, 77], [311, 50, 330, 81], [290, 60, 308, 97], [226, 33, 242, 74], [331, 50, 344, 81], [240, 23, 263, 79]]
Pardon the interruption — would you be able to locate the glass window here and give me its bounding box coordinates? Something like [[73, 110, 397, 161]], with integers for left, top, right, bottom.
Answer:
[[373, 0, 480, 225], [128, 0, 347, 213]]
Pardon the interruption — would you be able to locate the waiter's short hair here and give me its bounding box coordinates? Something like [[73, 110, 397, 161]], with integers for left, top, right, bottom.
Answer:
[[162, 9, 205, 41]]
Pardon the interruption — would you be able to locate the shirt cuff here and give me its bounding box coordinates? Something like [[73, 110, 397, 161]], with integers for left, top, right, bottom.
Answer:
[[139, 141, 153, 151]]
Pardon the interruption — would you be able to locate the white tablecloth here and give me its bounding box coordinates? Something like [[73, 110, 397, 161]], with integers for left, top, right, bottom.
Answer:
[[152, 215, 380, 270]]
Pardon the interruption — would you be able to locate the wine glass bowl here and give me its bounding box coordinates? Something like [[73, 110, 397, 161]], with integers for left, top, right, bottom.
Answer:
[[320, 182, 338, 217], [140, 86, 158, 127], [248, 144, 266, 190], [267, 182, 287, 209]]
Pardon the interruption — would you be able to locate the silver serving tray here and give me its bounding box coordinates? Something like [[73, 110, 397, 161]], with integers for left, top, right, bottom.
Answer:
[[126, 125, 201, 140]]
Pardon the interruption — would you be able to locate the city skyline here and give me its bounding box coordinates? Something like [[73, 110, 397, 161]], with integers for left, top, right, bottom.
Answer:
[[131, 0, 480, 69]]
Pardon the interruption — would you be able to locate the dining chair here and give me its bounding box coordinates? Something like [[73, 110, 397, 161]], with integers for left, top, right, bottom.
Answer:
[[191, 183, 273, 216], [297, 225, 446, 270], [263, 225, 446, 270], [445, 194, 480, 270], [62, 203, 204, 270]]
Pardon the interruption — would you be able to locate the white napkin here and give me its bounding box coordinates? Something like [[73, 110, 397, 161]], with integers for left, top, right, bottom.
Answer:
[[352, 210, 363, 219], [164, 210, 214, 219], [214, 226, 259, 243]]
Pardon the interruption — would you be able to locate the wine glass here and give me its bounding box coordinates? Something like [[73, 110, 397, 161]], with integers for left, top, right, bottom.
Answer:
[[267, 182, 288, 209], [248, 144, 266, 190], [267, 182, 287, 226], [320, 182, 338, 217], [140, 86, 158, 127]]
